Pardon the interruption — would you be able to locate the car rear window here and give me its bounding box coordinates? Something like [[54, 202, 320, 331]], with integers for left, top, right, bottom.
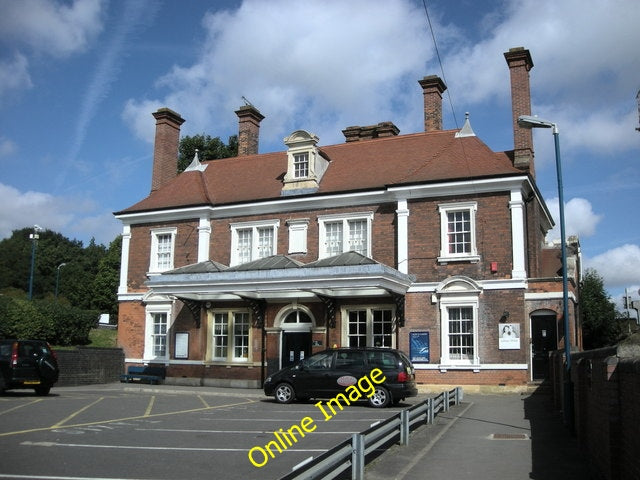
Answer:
[[366, 351, 398, 368], [0, 343, 12, 357]]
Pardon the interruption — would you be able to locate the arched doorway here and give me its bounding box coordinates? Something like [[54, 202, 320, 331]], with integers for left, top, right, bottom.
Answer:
[[279, 308, 313, 368]]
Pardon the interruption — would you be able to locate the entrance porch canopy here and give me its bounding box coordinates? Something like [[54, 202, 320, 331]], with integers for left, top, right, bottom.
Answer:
[[145, 252, 415, 302]]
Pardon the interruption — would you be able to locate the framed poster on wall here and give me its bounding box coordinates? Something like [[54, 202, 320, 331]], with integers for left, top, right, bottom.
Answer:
[[498, 323, 521, 350], [409, 331, 430, 363], [175, 332, 189, 359]]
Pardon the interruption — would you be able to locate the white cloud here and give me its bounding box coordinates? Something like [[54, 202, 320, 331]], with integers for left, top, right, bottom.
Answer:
[[0, 0, 105, 57], [0, 53, 32, 98], [585, 244, 640, 289], [122, 0, 437, 147], [441, 0, 640, 155], [0, 0, 105, 100], [545, 197, 602, 242], [0, 182, 119, 246]]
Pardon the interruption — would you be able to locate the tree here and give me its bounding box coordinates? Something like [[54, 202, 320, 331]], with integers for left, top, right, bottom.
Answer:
[[579, 268, 625, 349], [177, 133, 238, 172], [91, 235, 121, 318]]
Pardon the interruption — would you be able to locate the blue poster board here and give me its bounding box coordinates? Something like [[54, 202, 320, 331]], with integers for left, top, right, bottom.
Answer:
[[410, 331, 430, 363]]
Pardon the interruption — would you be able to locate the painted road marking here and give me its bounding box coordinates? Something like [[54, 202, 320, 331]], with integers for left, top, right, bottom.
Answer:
[[0, 398, 258, 437], [0, 399, 43, 415], [21, 441, 326, 453], [51, 397, 105, 428]]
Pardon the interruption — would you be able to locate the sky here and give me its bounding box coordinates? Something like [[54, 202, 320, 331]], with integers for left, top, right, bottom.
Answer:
[[1, 0, 639, 311]]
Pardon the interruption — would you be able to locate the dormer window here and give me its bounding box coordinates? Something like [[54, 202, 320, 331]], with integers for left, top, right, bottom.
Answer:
[[294, 152, 309, 178], [282, 130, 329, 195]]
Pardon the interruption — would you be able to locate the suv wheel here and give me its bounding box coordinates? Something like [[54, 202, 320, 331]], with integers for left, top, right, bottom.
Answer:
[[274, 383, 295, 404], [34, 385, 51, 396], [368, 386, 391, 408]]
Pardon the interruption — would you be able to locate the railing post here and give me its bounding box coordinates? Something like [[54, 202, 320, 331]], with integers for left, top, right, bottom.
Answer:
[[400, 410, 410, 446], [444, 390, 450, 412], [352, 433, 364, 480], [427, 397, 434, 424]]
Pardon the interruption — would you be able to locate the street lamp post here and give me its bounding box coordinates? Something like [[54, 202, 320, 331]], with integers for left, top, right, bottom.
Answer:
[[27, 225, 43, 301], [518, 115, 573, 428], [55, 262, 67, 299]]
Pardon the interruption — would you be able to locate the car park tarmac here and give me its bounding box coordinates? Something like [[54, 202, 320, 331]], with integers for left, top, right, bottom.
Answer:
[[0, 383, 420, 480]]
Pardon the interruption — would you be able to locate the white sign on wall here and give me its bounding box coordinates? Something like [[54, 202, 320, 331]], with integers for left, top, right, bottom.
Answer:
[[498, 323, 520, 350]]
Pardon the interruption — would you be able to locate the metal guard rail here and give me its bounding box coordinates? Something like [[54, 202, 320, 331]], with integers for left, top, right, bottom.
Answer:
[[280, 386, 463, 480]]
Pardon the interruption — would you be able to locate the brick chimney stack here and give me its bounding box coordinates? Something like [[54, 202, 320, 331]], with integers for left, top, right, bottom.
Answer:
[[418, 75, 447, 131], [504, 47, 535, 174], [235, 104, 265, 156], [151, 108, 185, 193]]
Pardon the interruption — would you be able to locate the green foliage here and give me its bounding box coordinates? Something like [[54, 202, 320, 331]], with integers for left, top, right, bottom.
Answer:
[[178, 133, 238, 172], [580, 269, 625, 349], [91, 236, 121, 317], [0, 228, 121, 345], [0, 296, 97, 345], [0, 228, 119, 310], [0, 296, 52, 340]]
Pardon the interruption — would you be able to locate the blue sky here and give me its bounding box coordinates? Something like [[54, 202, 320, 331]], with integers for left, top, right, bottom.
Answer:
[[1, 0, 639, 309]]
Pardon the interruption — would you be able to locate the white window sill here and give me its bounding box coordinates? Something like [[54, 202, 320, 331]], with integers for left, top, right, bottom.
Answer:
[[437, 255, 481, 264]]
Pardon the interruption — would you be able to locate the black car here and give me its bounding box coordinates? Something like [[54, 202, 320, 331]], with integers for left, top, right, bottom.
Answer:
[[263, 347, 418, 408], [0, 339, 59, 395]]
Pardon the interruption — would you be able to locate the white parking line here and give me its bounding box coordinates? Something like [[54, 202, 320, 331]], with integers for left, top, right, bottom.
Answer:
[[136, 428, 358, 435], [20, 441, 326, 452], [0, 475, 153, 480]]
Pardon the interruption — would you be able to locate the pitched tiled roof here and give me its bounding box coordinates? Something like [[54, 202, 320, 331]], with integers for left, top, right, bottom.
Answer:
[[116, 129, 520, 214]]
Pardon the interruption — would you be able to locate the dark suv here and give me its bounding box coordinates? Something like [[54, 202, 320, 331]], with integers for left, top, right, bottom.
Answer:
[[0, 339, 59, 395], [263, 347, 418, 408]]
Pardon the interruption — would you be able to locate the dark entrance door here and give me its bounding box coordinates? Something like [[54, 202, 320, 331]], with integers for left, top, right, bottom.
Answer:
[[281, 331, 311, 368], [531, 315, 558, 380]]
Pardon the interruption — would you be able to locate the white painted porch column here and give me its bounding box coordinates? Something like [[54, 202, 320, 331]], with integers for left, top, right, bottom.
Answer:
[[396, 199, 409, 274], [118, 224, 131, 295], [509, 190, 527, 279], [197, 216, 211, 262]]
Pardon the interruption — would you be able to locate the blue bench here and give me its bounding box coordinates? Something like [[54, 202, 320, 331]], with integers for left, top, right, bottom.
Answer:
[[120, 365, 166, 385]]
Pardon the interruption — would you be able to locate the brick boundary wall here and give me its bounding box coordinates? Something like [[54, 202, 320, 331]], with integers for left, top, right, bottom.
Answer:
[[56, 347, 125, 386], [551, 334, 640, 480]]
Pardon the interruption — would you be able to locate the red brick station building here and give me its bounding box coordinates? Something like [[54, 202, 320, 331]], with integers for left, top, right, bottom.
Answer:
[[115, 47, 582, 390]]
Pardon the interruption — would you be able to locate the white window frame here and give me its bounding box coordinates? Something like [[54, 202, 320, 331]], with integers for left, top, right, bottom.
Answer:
[[318, 212, 373, 259], [341, 305, 396, 348], [209, 309, 251, 363], [230, 220, 279, 266], [439, 295, 479, 366], [149, 227, 177, 273], [293, 152, 309, 179], [438, 202, 480, 263], [143, 303, 172, 362]]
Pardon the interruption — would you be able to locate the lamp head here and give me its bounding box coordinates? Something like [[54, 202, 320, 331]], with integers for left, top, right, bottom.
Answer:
[[517, 115, 554, 129]]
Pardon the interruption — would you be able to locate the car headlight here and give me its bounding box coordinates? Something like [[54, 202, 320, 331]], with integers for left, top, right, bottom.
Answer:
[[265, 376, 272, 383]]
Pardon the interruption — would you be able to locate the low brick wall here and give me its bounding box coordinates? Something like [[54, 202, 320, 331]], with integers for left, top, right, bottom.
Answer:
[[56, 347, 124, 386], [551, 334, 640, 480]]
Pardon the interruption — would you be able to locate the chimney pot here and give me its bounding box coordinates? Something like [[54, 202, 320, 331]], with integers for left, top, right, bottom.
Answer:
[[151, 108, 185, 192], [418, 75, 447, 131], [235, 104, 264, 156]]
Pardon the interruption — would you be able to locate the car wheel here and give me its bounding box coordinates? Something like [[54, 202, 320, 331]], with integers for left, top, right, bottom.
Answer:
[[34, 385, 51, 396], [368, 386, 391, 408], [274, 383, 295, 404]]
